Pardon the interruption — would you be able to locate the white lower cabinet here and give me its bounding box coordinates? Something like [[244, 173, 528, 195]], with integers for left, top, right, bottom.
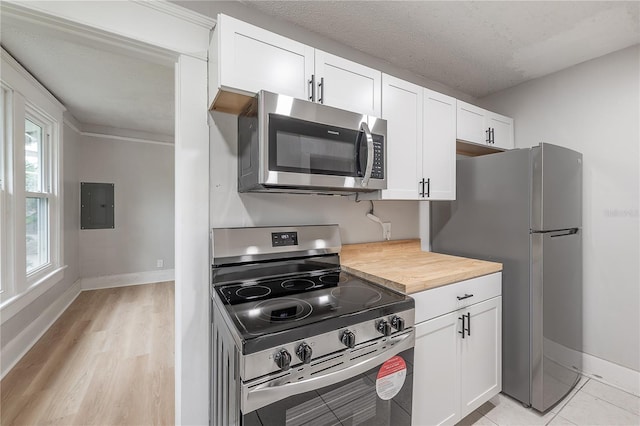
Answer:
[[413, 311, 460, 426], [412, 274, 502, 426]]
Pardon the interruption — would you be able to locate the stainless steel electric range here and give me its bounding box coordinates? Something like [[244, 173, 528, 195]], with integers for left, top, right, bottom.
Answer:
[[210, 225, 415, 426]]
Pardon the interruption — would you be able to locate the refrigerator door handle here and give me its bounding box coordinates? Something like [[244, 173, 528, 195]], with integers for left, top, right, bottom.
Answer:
[[550, 228, 579, 238]]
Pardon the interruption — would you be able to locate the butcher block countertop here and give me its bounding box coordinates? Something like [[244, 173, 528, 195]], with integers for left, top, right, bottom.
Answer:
[[340, 240, 502, 295]]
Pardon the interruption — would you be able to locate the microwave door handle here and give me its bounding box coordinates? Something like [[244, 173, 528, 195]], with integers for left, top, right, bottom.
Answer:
[[360, 122, 374, 187]]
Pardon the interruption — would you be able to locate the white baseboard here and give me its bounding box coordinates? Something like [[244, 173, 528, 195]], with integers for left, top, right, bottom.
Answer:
[[581, 352, 640, 397], [81, 269, 175, 291], [544, 338, 640, 397], [1, 278, 82, 379]]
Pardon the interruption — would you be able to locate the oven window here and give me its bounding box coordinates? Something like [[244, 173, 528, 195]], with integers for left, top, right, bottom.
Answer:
[[268, 114, 361, 177], [243, 348, 413, 426]]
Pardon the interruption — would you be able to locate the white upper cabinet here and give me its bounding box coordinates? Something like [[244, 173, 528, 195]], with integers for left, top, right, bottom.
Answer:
[[378, 74, 422, 200], [373, 76, 456, 201], [211, 15, 381, 116], [213, 14, 314, 106], [457, 100, 514, 150], [486, 111, 514, 150], [456, 101, 488, 145], [422, 89, 456, 200], [314, 50, 381, 116]]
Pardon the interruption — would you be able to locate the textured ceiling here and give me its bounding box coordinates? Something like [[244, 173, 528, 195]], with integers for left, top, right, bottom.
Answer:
[[242, 1, 640, 98], [1, 13, 174, 137]]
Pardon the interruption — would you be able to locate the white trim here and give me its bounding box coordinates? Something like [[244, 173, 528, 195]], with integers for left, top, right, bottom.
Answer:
[[1, 2, 178, 66], [62, 115, 81, 134], [4, 0, 212, 60], [0, 266, 67, 324], [544, 338, 640, 397], [133, 0, 216, 29], [81, 132, 174, 147], [0, 278, 81, 379], [80, 269, 175, 291], [61, 117, 174, 146], [1, 48, 66, 111]]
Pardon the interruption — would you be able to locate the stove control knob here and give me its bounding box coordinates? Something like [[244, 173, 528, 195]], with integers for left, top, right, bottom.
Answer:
[[341, 330, 356, 348], [377, 319, 392, 337], [296, 342, 313, 364], [274, 349, 292, 371], [390, 315, 405, 332]]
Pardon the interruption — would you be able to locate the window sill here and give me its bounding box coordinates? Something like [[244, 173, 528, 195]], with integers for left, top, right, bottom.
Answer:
[[0, 265, 68, 324]]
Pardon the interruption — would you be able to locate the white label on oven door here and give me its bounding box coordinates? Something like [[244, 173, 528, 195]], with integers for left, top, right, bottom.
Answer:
[[375, 355, 407, 400]]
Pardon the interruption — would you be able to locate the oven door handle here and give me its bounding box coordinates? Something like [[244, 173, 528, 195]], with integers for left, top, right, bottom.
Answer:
[[359, 121, 374, 188], [242, 330, 414, 414]]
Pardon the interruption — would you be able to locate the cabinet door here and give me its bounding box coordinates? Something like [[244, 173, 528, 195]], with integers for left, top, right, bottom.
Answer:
[[413, 313, 461, 426], [459, 296, 502, 417], [379, 74, 422, 200], [456, 100, 488, 145], [314, 50, 381, 116], [218, 14, 314, 100], [487, 112, 514, 150], [423, 89, 456, 200]]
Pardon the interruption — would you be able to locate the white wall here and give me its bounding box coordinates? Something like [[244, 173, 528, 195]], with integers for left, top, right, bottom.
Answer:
[[210, 111, 419, 242], [78, 135, 175, 277], [481, 45, 640, 372]]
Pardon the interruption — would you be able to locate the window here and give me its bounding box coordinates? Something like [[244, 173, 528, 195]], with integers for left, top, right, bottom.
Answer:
[[1, 49, 64, 313], [24, 114, 51, 274]]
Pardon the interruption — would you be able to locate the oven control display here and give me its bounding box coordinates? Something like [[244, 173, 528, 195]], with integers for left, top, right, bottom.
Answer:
[[272, 232, 298, 247]]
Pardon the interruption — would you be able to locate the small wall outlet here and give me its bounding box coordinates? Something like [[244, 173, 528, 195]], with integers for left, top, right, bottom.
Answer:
[[382, 222, 391, 240], [156, 259, 164, 268]]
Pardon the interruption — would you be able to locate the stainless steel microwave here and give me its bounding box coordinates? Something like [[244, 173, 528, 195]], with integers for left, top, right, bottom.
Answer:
[[238, 90, 387, 195]]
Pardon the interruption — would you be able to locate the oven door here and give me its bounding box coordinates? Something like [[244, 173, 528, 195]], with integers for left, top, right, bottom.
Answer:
[[242, 347, 413, 426]]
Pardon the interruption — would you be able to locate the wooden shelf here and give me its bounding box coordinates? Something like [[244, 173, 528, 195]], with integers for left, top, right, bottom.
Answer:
[[210, 89, 253, 114], [456, 140, 505, 157]]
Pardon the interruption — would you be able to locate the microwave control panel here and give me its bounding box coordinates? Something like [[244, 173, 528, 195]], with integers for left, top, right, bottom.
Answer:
[[371, 139, 384, 179]]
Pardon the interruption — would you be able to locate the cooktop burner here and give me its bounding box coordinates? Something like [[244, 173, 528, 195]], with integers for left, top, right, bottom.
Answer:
[[330, 286, 382, 304], [236, 285, 271, 299], [281, 278, 316, 291], [253, 298, 313, 322]]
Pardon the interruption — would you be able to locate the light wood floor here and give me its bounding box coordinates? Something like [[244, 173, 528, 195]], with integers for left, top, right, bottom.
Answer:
[[1, 282, 174, 425]]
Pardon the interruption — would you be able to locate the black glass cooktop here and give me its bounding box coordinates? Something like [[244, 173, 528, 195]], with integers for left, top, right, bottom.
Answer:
[[215, 271, 413, 354]]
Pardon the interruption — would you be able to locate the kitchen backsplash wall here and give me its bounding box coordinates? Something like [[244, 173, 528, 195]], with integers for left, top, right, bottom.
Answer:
[[481, 45, 640, 373], [209, 111, 419, 243]]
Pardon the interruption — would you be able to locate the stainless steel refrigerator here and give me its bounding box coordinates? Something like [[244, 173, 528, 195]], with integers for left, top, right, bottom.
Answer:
[[431, 143, 582, 412]]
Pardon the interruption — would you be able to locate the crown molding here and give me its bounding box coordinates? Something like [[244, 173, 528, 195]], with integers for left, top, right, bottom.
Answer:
[[133, 0, 216, 29], [82, 131, 174, 147], [1, 1, 178, 66], [62, 117, 174, 146]]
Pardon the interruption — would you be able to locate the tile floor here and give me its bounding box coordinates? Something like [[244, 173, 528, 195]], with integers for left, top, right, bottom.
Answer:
[[457, 377, 640, 426]]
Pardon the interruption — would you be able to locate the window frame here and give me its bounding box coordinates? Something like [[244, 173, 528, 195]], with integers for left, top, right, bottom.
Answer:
[[0, 49, 65, 317], [0, 85, 9, 297], [23, 105, 57, 281]]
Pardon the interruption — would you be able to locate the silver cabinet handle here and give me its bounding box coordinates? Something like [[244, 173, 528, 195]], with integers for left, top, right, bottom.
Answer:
[[318, 77, 324, 104], [308, 74, 316, 102], [360, 122, 374, 187]]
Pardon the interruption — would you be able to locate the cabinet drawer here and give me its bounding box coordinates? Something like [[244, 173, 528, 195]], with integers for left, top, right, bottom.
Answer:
[[413, 273, 501, 323]]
